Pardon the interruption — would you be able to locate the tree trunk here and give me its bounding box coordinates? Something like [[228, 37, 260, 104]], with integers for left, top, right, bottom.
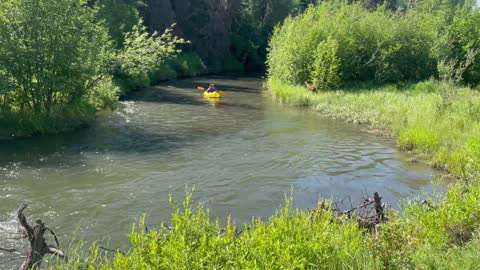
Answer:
[[207, 0, 235, 72]]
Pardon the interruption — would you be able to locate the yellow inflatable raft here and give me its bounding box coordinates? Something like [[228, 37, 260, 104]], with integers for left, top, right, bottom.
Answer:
[[203, 91, 221, 98]]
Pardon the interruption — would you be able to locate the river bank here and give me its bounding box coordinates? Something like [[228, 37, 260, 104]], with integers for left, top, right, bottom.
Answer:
[[268, 78, 480, 180]]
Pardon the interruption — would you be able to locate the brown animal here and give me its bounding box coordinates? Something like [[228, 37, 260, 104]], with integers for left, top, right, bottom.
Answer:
[[305, 80, 317, 93]]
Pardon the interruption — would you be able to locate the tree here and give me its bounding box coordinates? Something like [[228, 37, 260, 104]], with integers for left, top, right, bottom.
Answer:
[[96, 0, 141, 47], [0, 0, 114, 116], [0, 0, 185, 134]]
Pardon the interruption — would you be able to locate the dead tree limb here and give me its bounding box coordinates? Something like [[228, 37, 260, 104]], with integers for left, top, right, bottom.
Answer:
[[17, 203, 66, 270], [373, 192, 385, 222], [316, 192, 388, 232]]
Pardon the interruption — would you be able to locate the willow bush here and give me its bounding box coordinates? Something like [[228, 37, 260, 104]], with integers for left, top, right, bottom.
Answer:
[[311, 38, 341, 90], [267, 1, 480, 89]]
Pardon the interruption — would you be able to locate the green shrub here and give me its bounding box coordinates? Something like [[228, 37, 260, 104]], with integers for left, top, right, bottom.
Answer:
[[311, 38, 341, 90], [223, 54, 245, 73], [52, 186, 480, 269], [148, 51, 208, 85], [174, 52, 207, 77], [267, 1, 480, 88]]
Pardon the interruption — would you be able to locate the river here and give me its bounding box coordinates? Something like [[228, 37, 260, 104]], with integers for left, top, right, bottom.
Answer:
[[0, 75, 442, 261]]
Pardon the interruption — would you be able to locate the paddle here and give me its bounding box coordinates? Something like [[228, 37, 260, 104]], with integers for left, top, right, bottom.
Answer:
[[197, 86, 225, 96]]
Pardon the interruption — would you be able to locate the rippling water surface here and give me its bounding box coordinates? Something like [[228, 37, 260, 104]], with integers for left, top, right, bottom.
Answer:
[[0, 76, 442, 260]]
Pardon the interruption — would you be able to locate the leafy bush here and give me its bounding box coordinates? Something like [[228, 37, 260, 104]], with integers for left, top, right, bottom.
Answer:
[[0, 0, 115, 116], [0, 0, 185, 135], [174, 52, 208, 77], [311, 38, 341, 90], [149, 51, 208, 85], [52, 186, 480, 269], [267, 1, 480, 88]]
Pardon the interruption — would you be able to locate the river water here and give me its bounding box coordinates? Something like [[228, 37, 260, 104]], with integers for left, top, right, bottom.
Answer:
[[0, 76, 442, 260]]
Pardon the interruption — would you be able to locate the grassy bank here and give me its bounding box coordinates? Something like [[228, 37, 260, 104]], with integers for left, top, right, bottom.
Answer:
[[269, 78, 480, 180], [51, 185, 480, 269]]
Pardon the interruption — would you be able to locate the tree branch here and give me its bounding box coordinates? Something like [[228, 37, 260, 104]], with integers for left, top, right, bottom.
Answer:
[[17, 203, 33, 238]]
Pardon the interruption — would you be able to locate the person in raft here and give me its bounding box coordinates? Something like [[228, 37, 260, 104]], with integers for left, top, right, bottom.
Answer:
[[206, 83, 216, 93]]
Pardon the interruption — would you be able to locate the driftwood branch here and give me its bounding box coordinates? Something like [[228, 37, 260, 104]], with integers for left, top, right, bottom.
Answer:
[[16, 203, 67, 270], [17, 204, 33, 238], [313, 192, 388, 232]]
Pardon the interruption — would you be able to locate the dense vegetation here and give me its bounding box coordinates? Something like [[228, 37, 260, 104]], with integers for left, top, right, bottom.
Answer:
[[94, 0, 319, 76], [54, 1, 480, 269], [52, 185, 480, 269], [267, 0, 480, 88], [0, 0, 187, 137]]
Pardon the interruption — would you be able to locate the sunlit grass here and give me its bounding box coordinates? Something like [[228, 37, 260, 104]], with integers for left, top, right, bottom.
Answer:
[[268, 78, 480, 180], [49, 184, 480, 269]]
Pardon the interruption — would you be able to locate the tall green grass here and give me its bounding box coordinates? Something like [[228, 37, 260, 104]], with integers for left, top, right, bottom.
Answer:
[[269, 78, 480, 179], [50, 185, 480, 269]]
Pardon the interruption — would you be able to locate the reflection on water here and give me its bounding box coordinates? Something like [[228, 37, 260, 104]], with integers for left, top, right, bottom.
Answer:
[[0, 75, 443, 261]]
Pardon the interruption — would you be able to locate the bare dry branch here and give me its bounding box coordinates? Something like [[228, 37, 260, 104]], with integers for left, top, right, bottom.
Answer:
[[17, 203, 33, 238]]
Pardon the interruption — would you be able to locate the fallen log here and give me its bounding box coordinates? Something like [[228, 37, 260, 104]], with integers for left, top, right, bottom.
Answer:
[[16, 203, 66, 270]]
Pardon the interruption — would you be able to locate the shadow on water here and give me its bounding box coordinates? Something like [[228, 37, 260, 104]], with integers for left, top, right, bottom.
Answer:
[[0, 124, 222, 169], [126, 85, 203, 106]]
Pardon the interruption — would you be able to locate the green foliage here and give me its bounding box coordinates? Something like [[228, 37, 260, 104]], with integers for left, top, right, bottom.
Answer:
[[398, 127, 440, 153], [444, 10, 480, 84], [230, 0, 312, 72], [148, 52, 208, 84], [369, 182, 480, 269], [96, 0, 141, 47], [55, 192, 373, 269], [267, 1, 480, 86], [0, 0, 186, 137], [0, 0, 115, 116], [223, 54, 245, 73], [169, 52, 208, 78], [53, 185, 480, 269], [311, 38, 341, 90], [115, 22, 188, 92]]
